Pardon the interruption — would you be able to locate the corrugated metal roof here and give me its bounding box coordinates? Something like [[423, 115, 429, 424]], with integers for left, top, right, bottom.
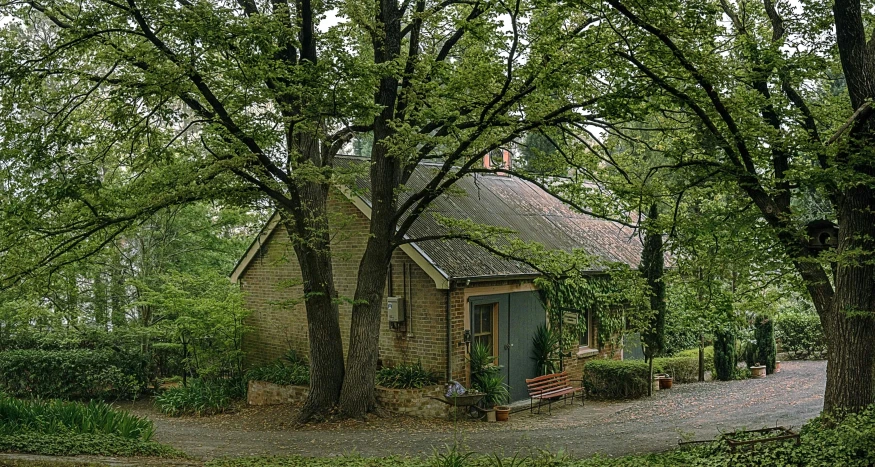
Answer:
[[337, 156, 643, 279]]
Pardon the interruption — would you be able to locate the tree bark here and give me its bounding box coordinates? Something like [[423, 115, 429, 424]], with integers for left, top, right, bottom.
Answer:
[[337, 0, 401, 418], [821, 185, 875, 413], [284, 208, 345, 422], [338, 236, 392, 417], [338, 140, 398, 418], [820, 1, 875, 414], [284, 134, 346, 423]]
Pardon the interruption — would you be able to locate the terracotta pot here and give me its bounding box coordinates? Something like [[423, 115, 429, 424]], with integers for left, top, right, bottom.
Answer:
[[750, 365, 766, 378], [775, 361, 781, 373], [658, 376, 673, 390], [494, 405, 510, 422]]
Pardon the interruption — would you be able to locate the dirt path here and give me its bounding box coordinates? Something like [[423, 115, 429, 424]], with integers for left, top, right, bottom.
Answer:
[[124, 360, 825, 460]]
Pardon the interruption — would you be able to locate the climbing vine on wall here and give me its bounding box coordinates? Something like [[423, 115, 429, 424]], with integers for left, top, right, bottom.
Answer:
[[535, 266, 651, 354]]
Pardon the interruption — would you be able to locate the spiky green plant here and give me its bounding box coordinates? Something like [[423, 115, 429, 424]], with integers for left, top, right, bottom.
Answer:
[[375, 361, 439, 389], [0, 397, 154, 441], [530, 325, 559, 376]]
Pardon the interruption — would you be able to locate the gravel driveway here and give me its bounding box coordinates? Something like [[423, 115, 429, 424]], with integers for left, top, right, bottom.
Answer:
[[127, 360, 826, 460]]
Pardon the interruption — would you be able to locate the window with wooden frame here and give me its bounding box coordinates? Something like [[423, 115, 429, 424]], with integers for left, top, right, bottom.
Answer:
[[472, 302, 498, 357]]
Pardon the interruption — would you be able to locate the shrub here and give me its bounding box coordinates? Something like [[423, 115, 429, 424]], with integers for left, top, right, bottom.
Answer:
[[247, 361, 309, 386], [775, 311, 827, 359], [467, 342, 508, 405], [675, 346, 715, 373], [530, 325, 559, 376], [652, 356, 699, 384], [583, 360, 651, 399], [473, 373, 509, 406], [0, 397, 154, 441], [468, 341, 499, 381], [0, 349, 147, 400], [154, 378, 243, 416], [713, 328, 736, 381], [375, 361, 439, 389], [748, 316, 776, 374]]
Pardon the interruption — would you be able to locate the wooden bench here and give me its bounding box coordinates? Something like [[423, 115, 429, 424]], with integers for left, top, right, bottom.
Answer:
[[525, 371, 585, 414]]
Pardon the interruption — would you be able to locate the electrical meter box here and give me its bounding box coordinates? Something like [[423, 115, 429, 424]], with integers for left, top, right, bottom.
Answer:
[[387, 297, 404, 323]]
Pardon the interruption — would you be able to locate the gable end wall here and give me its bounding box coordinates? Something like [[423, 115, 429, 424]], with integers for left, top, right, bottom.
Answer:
[[238, 194, 449, 377]]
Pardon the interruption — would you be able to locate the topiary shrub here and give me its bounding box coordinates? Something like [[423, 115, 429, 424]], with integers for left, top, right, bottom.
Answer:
[[583, 360, 653, 399], [714, 328, 736, 381], [754, 315, 777, 374], [375, 361, 439, 389], [775, 311, 827, 359]]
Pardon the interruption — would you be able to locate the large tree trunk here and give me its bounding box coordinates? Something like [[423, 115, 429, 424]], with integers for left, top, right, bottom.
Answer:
[[284, 212, 345, 423], [337, 112, 399, 418], [338, 236, 392, 417], [821, 185, 875, 413], [823, 0, 875, 413], [338, 147, 397, 417], [823, 311, 875, 414], [285, 132, 346, 423], [337, 0, 401, 419]]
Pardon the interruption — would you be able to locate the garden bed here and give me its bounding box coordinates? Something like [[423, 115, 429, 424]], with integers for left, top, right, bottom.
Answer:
[[247, 381, 309, 406], [247, 381, 450, 418], [374, 385, 451, 418]]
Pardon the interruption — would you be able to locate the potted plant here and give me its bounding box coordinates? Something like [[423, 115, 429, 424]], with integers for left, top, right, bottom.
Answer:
[[469, 342, 510, 420], [657, 373, 673, 390], [531, 324, 560, 376], [750, 363, 767, 378]]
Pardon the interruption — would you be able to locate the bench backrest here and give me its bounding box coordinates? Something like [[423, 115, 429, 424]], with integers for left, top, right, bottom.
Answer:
[[525, 372, 571, 395]]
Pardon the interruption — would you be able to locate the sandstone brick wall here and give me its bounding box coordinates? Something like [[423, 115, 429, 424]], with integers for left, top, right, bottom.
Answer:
[[238, 193, 449, 378], [449, 286, 468, 384], [248, 380, 452, 418], [374, 385, 451, 418], [247, 380, 308, 406]]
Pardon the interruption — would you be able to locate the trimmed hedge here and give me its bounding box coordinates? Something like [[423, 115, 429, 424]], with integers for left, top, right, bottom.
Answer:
[[652, 356, 698, 384], [0, 349, 146, 400], [714, 329, 736, 381], [675, 346, 715, 373], [583, 360, 651, 399], [775, 312, 827, 359]]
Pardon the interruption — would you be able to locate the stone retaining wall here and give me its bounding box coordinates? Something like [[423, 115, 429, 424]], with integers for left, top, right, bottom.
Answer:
[[247, 380, 309, 406], [374, 385, 451, 418], [248, 381, 451, 418]]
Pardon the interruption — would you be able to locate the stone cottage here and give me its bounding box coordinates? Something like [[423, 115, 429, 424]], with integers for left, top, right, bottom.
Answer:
[[231, 156, 643, 402]]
